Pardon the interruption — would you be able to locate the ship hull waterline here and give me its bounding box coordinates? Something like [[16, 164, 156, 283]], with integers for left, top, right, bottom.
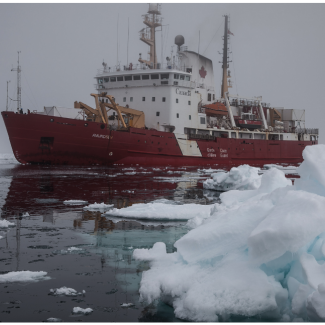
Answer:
[[2, 111, 316, 167]]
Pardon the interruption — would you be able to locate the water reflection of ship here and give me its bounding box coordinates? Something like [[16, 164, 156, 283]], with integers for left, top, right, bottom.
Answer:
[[1, 165, 180, 216], [76, 211, 168, 233]]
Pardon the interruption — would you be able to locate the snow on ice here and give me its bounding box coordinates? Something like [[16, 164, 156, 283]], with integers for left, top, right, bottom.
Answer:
[[0, 271, 50, 283], [133, 145, 325, 322], [83, 202, 114, 211], [63, 200, 88, 205], [104, 199, 212, 221], [50, 286, 84, 296], [0, 218, 15, 228], [120, 303, 135, 308], [72, 307, 93, 315], [203, 164, 261, 191]]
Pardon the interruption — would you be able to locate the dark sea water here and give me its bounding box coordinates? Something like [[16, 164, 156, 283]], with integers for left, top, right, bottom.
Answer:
[[0, 161, 223, 322]]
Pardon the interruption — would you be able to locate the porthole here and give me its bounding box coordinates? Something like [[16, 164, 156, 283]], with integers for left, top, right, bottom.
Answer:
[[84, 123, 88, 127], [50, 118, 54, 122], [100, 124, 105, 129]]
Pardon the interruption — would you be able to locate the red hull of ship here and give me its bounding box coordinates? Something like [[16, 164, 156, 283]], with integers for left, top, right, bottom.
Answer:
[[2, 111, 317, 167]]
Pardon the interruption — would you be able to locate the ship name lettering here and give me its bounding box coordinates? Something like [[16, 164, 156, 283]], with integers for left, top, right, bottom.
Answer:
[[92, 134, 110, 139], [175, 88, 191, 96], [220, 148, 227, 153], [207, 153, 216, 158], [220, 153, 228, 158], [207, 148, 215, 153]]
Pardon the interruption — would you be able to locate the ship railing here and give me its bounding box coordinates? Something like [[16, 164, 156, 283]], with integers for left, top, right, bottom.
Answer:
[[295, 128, 319, 135], [94, 79, 196, 90], [96, 63, 194, 75]]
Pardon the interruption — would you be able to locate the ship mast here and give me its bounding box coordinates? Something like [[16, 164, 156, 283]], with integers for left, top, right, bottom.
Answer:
[[11, 51, 21, 112], [138, 4, 162, 69], [221, 16, 232, 98]]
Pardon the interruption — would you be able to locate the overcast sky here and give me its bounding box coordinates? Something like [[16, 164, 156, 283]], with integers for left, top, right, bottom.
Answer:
[[1, 3, 325, 153]]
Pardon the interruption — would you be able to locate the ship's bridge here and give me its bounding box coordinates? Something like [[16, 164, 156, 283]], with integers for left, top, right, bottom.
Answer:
[[95, 67, 196, 91]]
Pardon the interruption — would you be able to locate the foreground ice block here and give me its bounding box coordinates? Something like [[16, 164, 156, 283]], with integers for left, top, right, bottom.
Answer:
[[133, 145, 325, 322]]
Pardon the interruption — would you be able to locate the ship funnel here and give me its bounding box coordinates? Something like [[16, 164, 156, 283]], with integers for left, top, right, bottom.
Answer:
[[175, 35, 185, 51]]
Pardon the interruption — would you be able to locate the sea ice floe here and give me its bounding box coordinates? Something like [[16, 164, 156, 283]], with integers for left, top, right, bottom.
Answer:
[[124, 171, 136, 175], [133, 145, 325, 322], [63, 200, 88, 205], [83, 202, 114, 211], [0, 271, 50, 283], [72, 307, 93, 315], [0, 219, 15, 228], [50, 286, 84, 296], [45, 318, 62, 322], [263, 164, 298, 174], [203, 164, 261, 191], [104, 200, 212, 221], [67, 247, 82, 252], [120, 303, 134, 308]]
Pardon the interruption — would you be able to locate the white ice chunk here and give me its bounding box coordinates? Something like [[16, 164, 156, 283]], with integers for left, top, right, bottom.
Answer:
[[120, 303, 135, 307], [133, 242, 167, 261], [83, 202, 113, 211], [203, 164, 261, 191], [67, 247, 82, 251], [104, 202, 212, 221], [306, 283, 325, 321], [50, 286, 78, 296], [0, 271, 50, 283], [63, 200, 88, 205], [0, 219, 15, 228], [72, 307, 93, 315], [248, 191, 325, 264]]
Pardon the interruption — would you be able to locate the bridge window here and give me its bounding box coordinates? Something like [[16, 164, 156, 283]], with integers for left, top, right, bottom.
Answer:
[[180, 75, 185, 80], [123, 97, 126, 102], [200, 117, 206, 124], [110, 77, 116, 82], [117, 76, 123, 81], [133, 75, 140, 80], [156, 112, 160, 116], [177, 113, 179, 118], [189, 115, 191, 120], [130, 97, 133, 102], [185, 75, 190, 81], [142, 97, 145, 101], [152, 97, 155, 102], [125, 75, 132, 81], [176, 99, 179, 103], [174, 74, 179, 79], [151, 74, 159, 79], [142, 75, 149, 80], [188, 101, 191, 105], [162, 97, 166, 102], [174, 81, 178, 86], [104, 78, 109, 83], [208, 93, 211, 101], [161, 74, 169, 79], [98, 78, 103, 84], [213, 94, 215, 101]]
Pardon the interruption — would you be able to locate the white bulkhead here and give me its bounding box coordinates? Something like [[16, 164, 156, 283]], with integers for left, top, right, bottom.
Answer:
[[95, 50, 215, 134]]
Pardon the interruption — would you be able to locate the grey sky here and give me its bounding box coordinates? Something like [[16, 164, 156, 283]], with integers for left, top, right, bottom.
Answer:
[[1, 3, 325, 153]]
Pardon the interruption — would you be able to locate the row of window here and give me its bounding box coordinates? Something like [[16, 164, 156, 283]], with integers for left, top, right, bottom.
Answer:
[[154, 113, 204, 124], [98, 73, 191, 84], [121, 97, 191, 105]]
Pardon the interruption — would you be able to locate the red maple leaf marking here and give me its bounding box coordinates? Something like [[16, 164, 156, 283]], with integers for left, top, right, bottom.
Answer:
[[199, 66, 207, 79]]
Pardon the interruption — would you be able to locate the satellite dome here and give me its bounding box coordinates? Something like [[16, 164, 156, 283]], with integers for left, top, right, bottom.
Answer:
[[175, 35, 185, 49]]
